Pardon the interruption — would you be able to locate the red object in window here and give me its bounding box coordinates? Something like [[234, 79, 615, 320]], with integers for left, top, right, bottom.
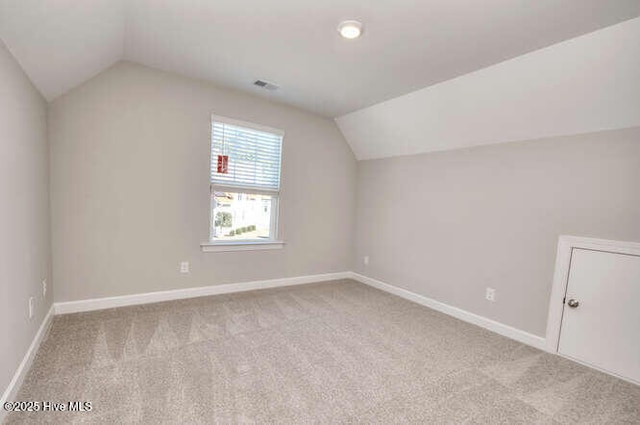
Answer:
[[217, 155, 229, 174]]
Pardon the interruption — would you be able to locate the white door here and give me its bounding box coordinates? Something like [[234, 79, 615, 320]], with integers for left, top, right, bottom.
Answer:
[[558, 248, 640, 384]]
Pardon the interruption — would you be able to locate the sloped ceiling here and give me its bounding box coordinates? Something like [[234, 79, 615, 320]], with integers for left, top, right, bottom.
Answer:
[[336, 17, 640, 160], [0, 0, 125, 101], [0, 0, 639, 118]]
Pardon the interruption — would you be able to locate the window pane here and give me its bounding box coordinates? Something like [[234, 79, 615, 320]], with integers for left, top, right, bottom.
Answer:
[[211, 191, 275, 241]]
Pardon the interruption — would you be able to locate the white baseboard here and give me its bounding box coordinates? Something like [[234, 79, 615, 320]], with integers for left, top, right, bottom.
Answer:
[[54, 271, 546, 350], [1, 305, 54, 422], [54, 272, 351, 315], [348, 272, 546, 351]]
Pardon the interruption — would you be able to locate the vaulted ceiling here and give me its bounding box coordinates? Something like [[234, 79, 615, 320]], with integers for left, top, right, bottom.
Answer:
[[337, 17, 640, 159], [1, 0, 639, 118]]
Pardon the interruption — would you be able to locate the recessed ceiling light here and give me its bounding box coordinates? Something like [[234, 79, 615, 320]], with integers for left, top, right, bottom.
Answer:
[[337, 20, 363, 39]]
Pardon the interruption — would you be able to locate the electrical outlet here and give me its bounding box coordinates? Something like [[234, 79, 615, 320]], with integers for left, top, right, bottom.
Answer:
[[485, 287, 496, 302], [363, 256, 369, 266], [180, 261, 190, 274], [42, 279, 47, 297], [29, 297, 35, 319]]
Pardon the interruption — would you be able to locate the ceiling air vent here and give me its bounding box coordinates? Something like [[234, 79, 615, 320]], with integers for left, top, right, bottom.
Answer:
[[253, 80, 279, 91]]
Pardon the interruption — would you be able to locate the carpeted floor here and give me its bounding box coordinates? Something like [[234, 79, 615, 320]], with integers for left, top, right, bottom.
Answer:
[[5, 279, 640, 424]]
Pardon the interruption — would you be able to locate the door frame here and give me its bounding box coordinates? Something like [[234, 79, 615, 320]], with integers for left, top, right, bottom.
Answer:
[[546, 235, 640, 353]]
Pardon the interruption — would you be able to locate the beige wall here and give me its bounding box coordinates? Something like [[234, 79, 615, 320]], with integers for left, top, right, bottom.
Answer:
[[0, 42, 51, 395], [45, 60, 640, 337], [49, 62, 356, 302], [354, 127, 640, 337]]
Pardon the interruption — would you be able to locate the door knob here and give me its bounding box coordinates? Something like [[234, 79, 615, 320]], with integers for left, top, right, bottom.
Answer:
[[567, 299, 580, 308]]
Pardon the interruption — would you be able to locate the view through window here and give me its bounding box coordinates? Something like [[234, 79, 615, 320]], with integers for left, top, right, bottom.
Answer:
[[211, 191, 276, 240]]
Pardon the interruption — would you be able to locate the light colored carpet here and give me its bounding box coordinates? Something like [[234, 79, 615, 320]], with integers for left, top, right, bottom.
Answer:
[[5, 279, 640, 424]]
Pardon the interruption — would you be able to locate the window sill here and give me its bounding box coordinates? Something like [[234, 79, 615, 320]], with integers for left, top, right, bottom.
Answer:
[[200, 240, 285, 252]]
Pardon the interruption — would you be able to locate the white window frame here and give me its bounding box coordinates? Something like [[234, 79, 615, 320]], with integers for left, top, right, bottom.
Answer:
[[201, 115, 285, 252]]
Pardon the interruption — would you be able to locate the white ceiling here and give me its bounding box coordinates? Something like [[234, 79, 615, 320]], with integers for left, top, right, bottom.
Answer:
[[337, 17, 640, 160], [0, 0, 125, 102], [1, 0, 639, 117]]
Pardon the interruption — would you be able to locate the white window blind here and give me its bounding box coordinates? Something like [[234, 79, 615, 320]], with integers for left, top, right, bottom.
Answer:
[[210, 119, 283, 192]]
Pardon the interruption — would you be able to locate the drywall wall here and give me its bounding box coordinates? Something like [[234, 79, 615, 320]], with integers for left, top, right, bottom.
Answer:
[[0, 41, 51, 397], [337, 16, 640, 160], [49, 61, 356, 302], [354, 127, 640, 337]]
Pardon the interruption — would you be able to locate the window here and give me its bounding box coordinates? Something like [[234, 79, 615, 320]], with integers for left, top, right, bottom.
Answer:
[[203, 115, 284, 251]]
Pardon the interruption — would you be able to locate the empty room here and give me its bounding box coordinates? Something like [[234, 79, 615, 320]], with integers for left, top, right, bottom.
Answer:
[[1, 0, 639, 423]]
